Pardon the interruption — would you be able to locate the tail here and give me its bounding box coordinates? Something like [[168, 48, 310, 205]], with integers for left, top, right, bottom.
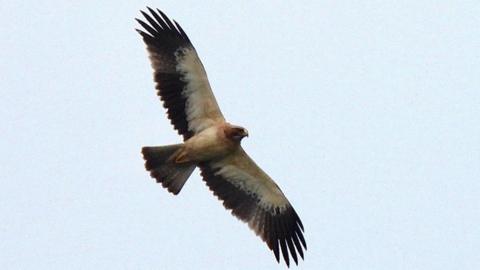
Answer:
[[141, 144, 196, 195]]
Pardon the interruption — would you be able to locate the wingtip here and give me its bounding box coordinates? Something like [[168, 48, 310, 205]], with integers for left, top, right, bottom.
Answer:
[[146, 6, 155, 14], [156, 8, 167, 18], [274, 251, 280, 264], [139, 10, 148, 18]]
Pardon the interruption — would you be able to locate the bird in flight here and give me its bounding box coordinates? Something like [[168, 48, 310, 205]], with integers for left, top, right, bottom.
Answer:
[[136, 7, 306, 267]]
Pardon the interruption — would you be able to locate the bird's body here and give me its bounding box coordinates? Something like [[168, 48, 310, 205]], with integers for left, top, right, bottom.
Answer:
[[136, 8, 306, 267], [174, 123, 245, 163]]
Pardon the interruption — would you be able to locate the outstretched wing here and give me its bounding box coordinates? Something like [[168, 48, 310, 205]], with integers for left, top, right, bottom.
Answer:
[[136, 8, 225, 140], [199, 148, 307, 267]]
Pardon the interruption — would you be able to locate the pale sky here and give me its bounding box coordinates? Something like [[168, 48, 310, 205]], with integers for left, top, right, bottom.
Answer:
[[1, 1, 479, 269]]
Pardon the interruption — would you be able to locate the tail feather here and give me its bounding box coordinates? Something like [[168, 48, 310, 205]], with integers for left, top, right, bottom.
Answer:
[[142, 144, 195, 195]]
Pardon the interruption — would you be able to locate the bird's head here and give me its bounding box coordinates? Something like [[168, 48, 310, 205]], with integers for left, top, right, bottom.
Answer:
[[225, 124, 249, 143]]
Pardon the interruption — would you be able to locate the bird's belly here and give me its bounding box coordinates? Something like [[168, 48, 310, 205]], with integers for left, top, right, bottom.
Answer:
[[184, 127, 233, 161]]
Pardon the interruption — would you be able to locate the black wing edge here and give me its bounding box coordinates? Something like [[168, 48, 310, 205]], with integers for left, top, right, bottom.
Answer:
[[199, 164, 307, 267], [135, 7, 191, 45], [135, 8, 195, 140]]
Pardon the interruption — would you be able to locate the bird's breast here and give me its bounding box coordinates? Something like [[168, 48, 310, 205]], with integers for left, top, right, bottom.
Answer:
[[183, 125, 237, 162]]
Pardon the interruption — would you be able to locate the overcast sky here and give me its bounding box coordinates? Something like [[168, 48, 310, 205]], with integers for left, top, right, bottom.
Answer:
[[1, 1, 479, 269]]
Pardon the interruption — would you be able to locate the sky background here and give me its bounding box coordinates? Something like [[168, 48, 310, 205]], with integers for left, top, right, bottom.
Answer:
[[1, 1, 479, 269]]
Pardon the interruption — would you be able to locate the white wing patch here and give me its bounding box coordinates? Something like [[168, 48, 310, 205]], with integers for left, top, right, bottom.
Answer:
[[175, 48, 224, 134], [212, 159, 290, 211]]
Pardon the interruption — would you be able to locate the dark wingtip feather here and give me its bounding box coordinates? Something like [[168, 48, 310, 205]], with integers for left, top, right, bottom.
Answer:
[[297, 230, 307, 250], [140, 11, 162, 33], [273, 241, 280, 263], [280, 238, 290, 266], [136, 8, 190, 43], [173, 19, 190, 42], [146, 6, 156, 14], [148, 7, 170, 32], [292, 232, 304, 259], [140, 10, 149, 18], [270, 218, 280, 263], [297, 217, 304, 232], [287, 237, 298, 265], [136, 18, 157, 37], [134, 19, 144, 30], [157, 8, 177, 31]]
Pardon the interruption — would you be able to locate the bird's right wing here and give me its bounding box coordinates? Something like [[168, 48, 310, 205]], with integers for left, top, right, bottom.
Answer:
[[199, 147, 306, 266], [136, 8, 225, 140]]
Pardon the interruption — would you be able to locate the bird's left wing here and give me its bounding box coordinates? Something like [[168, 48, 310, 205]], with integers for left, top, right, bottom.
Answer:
[[136, 8, 225, 140], [199, 148, 307, 266]]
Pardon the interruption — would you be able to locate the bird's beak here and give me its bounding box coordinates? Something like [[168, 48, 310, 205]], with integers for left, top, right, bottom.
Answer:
[[244, 130, 249, 137]]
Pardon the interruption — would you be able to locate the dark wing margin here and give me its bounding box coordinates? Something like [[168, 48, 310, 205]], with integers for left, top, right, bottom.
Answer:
[[199, 164, 307, 267], [135, 7, 194, 139]]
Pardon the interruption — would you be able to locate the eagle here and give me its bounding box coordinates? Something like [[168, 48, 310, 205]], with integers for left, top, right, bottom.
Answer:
[[136, 8, 306, 267]]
